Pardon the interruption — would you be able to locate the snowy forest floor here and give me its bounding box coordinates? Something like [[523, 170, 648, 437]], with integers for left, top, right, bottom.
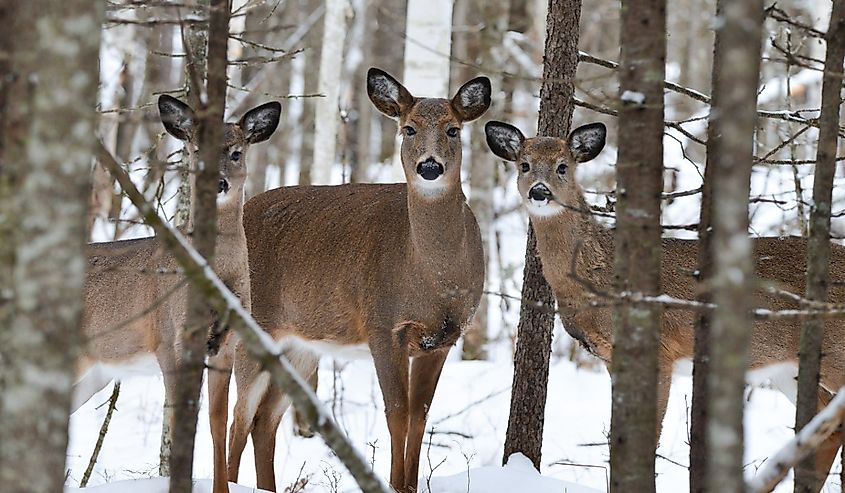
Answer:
[[65, 348, 841, 492]]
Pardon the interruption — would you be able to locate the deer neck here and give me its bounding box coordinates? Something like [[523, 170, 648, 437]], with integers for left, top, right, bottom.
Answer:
[[531, 182, 612, 300], [185, 182, 247, 253], [406, 185, 472, 267]]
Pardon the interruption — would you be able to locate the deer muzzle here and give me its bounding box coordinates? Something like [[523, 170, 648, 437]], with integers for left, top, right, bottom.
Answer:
[[416, 158, 444, 181], [529, 183, 553, 202]]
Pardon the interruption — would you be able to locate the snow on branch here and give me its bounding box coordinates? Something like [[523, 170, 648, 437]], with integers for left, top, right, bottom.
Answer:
[[95, 141, 390, 493], [747, 387, 845, 493]]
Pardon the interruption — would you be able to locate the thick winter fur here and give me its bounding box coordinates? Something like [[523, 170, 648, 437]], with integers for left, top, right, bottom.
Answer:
[[229, 68, 490, 493], [77, 95, 280, 493], [486, 120, 845, 484]]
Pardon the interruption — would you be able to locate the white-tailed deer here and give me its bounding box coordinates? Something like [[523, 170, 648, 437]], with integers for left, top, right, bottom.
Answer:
[[485, 120, 845, 487], [227, 68, 490, 492], [75, 95, 280, 493]]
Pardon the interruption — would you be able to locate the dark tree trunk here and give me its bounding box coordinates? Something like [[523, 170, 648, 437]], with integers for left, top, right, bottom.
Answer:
[[609, 1, 665, 491], [688, 1, 721, 489], [168, 0, 228, 491], [794, 1, 845, 491], [705, 1, 763, 491], [502, 0, 581, 470], [0, 1, 102, 491]]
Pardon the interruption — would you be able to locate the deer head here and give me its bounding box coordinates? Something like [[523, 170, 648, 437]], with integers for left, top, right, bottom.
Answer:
[[367, 68, 491, 198], [485, 121, 607, 218], [158, 95, 281, 206]]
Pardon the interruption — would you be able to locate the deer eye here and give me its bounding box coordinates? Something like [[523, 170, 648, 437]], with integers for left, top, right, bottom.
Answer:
[[446, 127, 459, 138], [403, 126, 416, 136], [520, 162, 530, 173], [556, 163, 568, 174], [231, 150, 242, 162]]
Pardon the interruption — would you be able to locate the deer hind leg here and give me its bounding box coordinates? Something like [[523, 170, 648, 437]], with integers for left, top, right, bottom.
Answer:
[[293, 368, 319, 438], [228, 347, 270, 484], [404, 349, 449, 493], [655, 365, 673, 447], [251, 347, 319, 492], [813, 387, 841, 490], [371, 332, 410, 491], [208, 334, 236, 493]]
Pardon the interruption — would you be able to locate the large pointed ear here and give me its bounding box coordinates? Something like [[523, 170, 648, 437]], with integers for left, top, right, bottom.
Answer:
[[367, 67, 414, 118], [485, 121, 524, 162], [451, 76, 491, 122], [568, 122, 606, 162], [240, 101, 282, 143], [158, 95, 196, 141]]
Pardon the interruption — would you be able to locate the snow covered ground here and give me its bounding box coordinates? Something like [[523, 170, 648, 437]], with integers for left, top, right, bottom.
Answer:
[[65, 338, 841, 492]]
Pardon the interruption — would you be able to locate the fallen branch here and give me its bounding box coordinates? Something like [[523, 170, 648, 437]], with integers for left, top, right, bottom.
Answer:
[[746, 387, 845, 493], [79, 382, 121, 488], [95, 141, 390, 493]]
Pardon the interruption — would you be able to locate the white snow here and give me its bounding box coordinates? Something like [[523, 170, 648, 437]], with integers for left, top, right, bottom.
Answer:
[[620, 90, 646, 105]]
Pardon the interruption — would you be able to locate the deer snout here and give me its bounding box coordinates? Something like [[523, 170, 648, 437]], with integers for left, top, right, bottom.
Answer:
[[416, 158, 444, 181], [528, 183, 553, 202], [218, 178, 230, 194]]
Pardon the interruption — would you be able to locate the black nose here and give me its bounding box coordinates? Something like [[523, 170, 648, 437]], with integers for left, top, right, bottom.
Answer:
[[218, 179, 230, 194], [416, 159, 444, 181], [529, 184, 552, 202]]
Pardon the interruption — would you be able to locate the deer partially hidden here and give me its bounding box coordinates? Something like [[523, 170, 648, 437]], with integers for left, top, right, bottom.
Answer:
[[485, 120, 845, 487], [74, 95, 280, 493], [226, 68, 490, 492]]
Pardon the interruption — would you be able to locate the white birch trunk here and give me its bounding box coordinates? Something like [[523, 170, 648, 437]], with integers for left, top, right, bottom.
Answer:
[[388, 0, 454, 181], [312, 0, 350, 185]]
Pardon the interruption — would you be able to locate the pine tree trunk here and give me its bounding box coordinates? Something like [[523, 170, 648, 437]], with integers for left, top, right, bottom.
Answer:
[[705, 1, 763, 491], [609, 1, 665, 491], [502, 0, 581, 469], [0, 2, 102, 491], [794, 2, 845, 491], [168, 1, 229, 491]]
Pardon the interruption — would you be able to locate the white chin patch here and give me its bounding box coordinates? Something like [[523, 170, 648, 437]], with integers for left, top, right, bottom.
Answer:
[[525, 198, 564, 218], [412, 176, 448, 197]]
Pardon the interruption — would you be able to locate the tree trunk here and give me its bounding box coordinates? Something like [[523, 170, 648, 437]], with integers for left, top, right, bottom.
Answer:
[[168, 0, 228, 491], [502, 0, 581, 470], [352, 0, 377, 183], [0, 2, 102, 491], [705, 1, 763, 491], [298, 0, 322, 185], [689, 1, 720, 489], [794, 2, 845, 491], [609, 1, 665, 491], [462, 0, 510, 361], [312, 0, 349, 185]]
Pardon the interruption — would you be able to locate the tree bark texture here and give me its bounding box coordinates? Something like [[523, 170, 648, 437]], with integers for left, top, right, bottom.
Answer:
[[503, 0, 581, 470], [168, 0, 228, 491], [609, 1, 665, 491], [689, 1, 720, 489], [794, 1, 845, 491], [0, 2, 102, 492], [705, 1, 763, 492]]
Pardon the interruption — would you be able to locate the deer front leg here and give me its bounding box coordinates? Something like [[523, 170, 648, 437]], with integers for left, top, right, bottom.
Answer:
[[371, 331, 410, 491], [404, 348, 449, 492], [208, 332, 236, 493]]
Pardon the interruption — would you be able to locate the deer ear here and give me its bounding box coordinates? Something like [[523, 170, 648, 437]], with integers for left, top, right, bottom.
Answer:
[[485, 121, 524, 162], [568, 122, 606, 162], [367, 67, 414, 118], [451, 76, 491, 122], [158, 95, 195, 141], [240, 101, 282, 143]]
